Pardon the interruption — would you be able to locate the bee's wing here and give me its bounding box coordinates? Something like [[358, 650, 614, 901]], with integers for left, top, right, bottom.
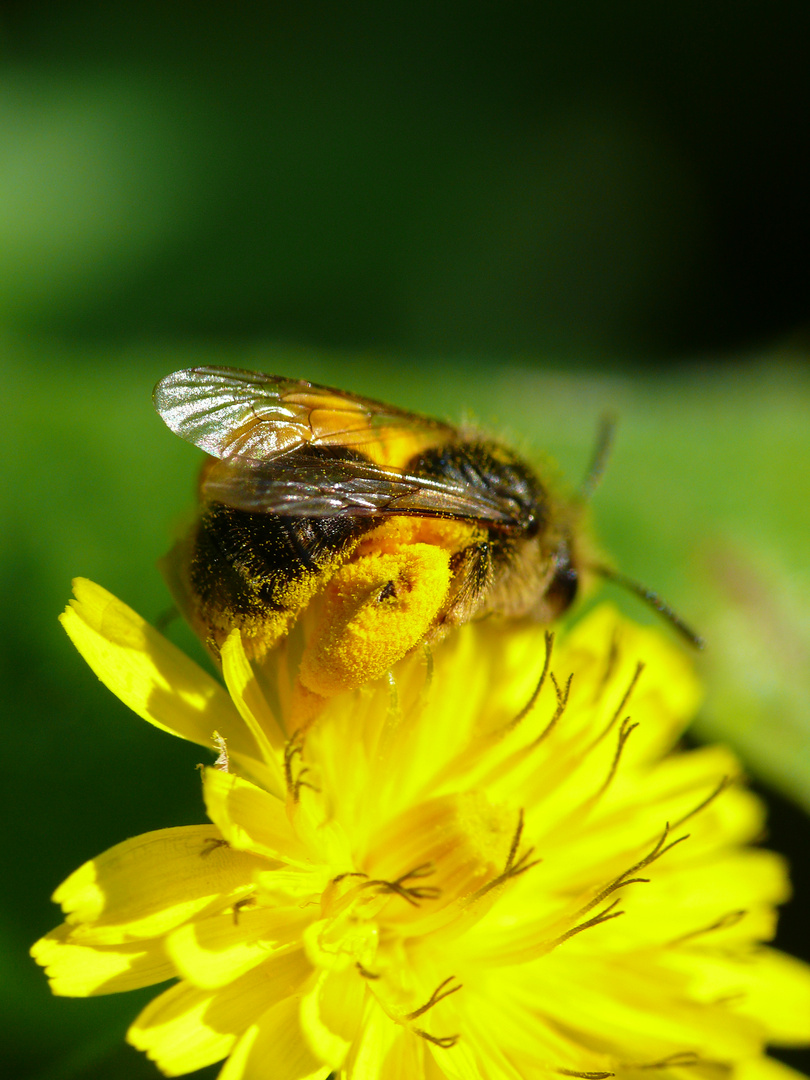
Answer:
[[153, 366, 454, 463], [203, 453, 522, 525]]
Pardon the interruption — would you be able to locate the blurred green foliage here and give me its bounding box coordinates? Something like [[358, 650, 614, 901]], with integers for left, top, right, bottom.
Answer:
[[2, 1, 810, 354], [2, 2, 809, 1077]]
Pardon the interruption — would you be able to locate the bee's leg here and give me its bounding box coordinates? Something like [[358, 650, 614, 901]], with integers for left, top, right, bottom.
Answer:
[[296, 543, 453, 699], [441, 539, 493, 626]]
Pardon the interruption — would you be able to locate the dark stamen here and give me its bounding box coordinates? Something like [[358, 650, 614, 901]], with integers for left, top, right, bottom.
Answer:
[[508, 630, 554, 730], [406, 976, 462, 1020]]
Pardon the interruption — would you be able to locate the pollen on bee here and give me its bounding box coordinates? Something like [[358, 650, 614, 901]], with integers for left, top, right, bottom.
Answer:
[[296, 542, 453, 698]]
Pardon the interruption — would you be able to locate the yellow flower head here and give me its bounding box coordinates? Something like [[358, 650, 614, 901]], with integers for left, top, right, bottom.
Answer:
[[33, 580, 810, 1080]]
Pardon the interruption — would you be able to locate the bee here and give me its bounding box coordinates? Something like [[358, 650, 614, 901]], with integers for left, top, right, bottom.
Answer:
[[154, 366, 699, 704]]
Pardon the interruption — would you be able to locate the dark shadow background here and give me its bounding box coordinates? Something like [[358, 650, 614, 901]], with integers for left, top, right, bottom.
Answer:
[[1, 3, 808, 1077], [2, 0, 810, 357]]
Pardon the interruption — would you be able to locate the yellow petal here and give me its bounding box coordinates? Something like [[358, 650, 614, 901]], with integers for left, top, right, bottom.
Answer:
[[128, 947, 312, 1077], [128, 982, 236, 1077], [203, 768, 314, 866], [563, 605, 704, 761], [254, 867, 330, 907], [509, 951, 763, 1061], [623, 848, 789, 947], [438, 983, 597, 1080], [523, 747, 762, 902], [304, 629, 486, 845], [167, 905, 311, 989], [734, 948, 810, 1045], [344, 1002, 423, 1080], [54, 824, 264, 943], [60, 579, 262, 769], [218, 995, 331, 1080], [220, 629, 287, 797], [300, 967, 367, 1068], [30, 922, 174, 996]]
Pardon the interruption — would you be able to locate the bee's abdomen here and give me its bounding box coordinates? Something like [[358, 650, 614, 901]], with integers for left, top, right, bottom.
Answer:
[[190, 504, 367, 619]]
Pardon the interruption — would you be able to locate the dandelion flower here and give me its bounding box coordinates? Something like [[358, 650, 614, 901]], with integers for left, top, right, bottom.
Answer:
[[33, 579, 810, 1080]]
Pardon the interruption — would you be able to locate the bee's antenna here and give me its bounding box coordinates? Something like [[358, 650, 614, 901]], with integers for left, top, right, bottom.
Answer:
[[580, 413, 617, 503], [590, 563, 705, 650]]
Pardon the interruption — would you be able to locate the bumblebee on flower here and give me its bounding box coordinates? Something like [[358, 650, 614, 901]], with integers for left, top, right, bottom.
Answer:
[[32, 580, 810, 1080], [151, 367, 701, 729]]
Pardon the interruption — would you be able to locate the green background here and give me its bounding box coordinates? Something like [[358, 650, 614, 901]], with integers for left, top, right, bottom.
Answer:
[[1, 4, 808, 1078]]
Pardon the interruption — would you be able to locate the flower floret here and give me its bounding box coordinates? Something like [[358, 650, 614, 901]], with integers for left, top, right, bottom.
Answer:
[[32, 581, 810, 1080]]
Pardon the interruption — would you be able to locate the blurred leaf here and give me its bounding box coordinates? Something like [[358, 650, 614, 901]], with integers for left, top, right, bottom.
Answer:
[[0, 70, 201, 327]]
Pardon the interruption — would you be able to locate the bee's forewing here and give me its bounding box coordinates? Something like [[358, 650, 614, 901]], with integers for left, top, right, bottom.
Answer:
[[153, 366, 453, 464]]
